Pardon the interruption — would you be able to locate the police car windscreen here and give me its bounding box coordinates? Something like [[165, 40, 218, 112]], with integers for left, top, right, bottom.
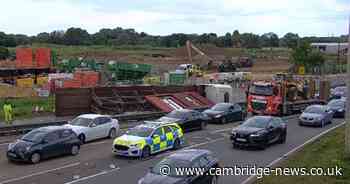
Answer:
[[126, 127, 154, 137]]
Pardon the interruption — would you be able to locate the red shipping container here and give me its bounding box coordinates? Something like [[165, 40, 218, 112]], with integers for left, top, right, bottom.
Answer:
[[82, 71, 99, 87], [63, 80, 82, 88], [16, 48, 34, 68], [35, 48, 51, 68]]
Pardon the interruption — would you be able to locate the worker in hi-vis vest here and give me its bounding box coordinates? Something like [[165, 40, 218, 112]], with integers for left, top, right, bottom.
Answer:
[[3, 99, 13, 125]]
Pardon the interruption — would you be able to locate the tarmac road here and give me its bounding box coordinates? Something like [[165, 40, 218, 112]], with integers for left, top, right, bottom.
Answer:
[[0, 116, 345, 184]]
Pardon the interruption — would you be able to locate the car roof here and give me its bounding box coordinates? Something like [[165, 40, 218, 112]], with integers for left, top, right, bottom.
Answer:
[[78, 114, 109, 119], [307, 105, 326, 109], [143, 121, 177, 128], [36, 126, 70, 132], [167, 149, 212, 162]]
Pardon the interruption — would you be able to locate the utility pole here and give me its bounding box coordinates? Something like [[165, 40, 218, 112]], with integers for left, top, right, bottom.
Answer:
[[346, 17, 350, 157]]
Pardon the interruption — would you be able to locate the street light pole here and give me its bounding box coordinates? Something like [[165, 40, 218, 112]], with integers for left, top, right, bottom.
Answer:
[[346, 17, 350, 157]]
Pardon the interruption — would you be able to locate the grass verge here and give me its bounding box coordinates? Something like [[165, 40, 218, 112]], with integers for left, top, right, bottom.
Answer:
[[257, 126, 350, 184], [0, 96, 55, 122]]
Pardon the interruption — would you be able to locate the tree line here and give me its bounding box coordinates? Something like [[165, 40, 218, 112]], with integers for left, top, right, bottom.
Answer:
[[0, 27, 348, 48]]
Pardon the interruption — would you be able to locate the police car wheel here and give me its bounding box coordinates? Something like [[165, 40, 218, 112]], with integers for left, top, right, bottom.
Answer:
[[173, 139, 181, 150], [142, 146, 151, 158]]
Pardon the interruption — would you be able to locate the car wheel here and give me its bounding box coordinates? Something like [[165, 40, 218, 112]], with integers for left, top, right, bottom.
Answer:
[[200, 121, 207, 130], [321, 120, 325, 128], [78, 134, 86, 144], [71, 145, 80, 156], [30, 153, 41, 164], [173, 139, 181, 150], [142, 146, 151, 158], [211, 176, 218, 184], [221, 117, 227, 124], [108, 128, 117, 139], [278, 132, 287, 144]]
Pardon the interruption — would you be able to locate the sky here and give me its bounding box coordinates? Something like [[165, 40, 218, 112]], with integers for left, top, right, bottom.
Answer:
[[0, 0, 349, 37]]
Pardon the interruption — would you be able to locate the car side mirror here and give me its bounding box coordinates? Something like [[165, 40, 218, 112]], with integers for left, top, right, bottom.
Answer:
[[90, 123, 97, 128], [268, 126, 274, 130]]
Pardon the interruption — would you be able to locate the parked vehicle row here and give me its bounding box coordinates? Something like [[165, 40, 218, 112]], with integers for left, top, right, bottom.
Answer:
[[5, 101, 344, 184]]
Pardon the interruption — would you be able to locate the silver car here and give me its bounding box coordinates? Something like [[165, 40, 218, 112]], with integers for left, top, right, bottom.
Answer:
[[299, 105, 334, 127]]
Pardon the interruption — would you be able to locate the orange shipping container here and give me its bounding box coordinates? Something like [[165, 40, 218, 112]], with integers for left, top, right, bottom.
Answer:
[[63, 80, 82, 88], [16, 48, 34, 68], [35, 48, 51, 68]]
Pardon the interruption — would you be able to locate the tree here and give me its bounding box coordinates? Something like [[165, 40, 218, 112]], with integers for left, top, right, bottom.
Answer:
[[260, 32, 279, 47], [232, 30, 241, 48], [281, 33, 299, 48], [35, 32, 50, 43], [64, 27, 91, 45], [0, 46, 9, 59], [0, 32, 16, 47], [49, 30, 65, 44], [290, 41, 325, 71], [240, 33, 261, 48], [223, 33, 233, 47]]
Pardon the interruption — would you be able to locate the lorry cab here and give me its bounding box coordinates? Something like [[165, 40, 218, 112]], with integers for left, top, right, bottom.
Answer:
[[247, 81, 282, 115]]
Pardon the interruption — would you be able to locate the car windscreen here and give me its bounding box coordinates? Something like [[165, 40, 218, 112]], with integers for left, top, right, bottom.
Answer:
[[126, 126, 154, 137], [328, 100, 345, 107], [152, 158, 191, 177], [70, 117, 93, 127], [242, 117, 270, 128], [22, 130, 47, 143], [304, 106, 324, 114], [211, 104, 230, 111], [249, 84, 273, 96], [166, 111, 187, 119]]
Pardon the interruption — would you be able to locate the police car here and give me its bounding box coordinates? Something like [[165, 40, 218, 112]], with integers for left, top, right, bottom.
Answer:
[[112, 122, 184, 158]]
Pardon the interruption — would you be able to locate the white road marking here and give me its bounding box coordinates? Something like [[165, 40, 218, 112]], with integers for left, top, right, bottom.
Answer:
[[0, 142, 10, 146], [64, 167, 120, 184], [0, 162, 81, 184], [241, 121, 346, 184], [210, 127, 234, 134]]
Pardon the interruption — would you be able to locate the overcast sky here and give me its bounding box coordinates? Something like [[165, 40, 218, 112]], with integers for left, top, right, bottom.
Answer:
[[0, 0, 349, 37]]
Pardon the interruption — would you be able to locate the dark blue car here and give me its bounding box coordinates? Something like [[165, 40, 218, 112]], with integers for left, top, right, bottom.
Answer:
[[203, 103, 245, 124], [7, 126, 81, 164]]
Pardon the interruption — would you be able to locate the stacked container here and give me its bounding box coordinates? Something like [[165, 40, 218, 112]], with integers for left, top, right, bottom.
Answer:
[[35, 48, 51, 68], [16, 48, 34, 68]]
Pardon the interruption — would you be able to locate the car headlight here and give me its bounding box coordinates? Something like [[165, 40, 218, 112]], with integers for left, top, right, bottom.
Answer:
[[8, 143, 14, 151], [231, 131, 237, 137], [130, 143, 142, 148], [215, 114, 223, 118], [250, 132, 264, 137], [25, 146, 31, 152], [338, 109, 344, 112], [315, 117, 322, 121]]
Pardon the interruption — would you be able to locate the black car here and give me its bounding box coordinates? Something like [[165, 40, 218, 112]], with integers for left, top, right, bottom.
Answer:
[[203, 103, 245, 124], [327, 99, 346, 118], [157, 109, 208, 132], [230, 116, 287, 149], [7, 126, 81, 163], [138, 149, 220, 184]]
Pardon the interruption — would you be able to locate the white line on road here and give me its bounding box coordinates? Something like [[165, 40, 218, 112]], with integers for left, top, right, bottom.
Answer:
[[0, 142, 10, 146], [210, 127, 234, 134], [0, 162, 81, 184], [64, 167, 120, 184], [241, 121, 346, 184]]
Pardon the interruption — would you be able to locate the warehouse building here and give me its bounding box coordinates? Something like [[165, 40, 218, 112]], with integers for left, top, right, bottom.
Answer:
[[311, 43, 348, 55]]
